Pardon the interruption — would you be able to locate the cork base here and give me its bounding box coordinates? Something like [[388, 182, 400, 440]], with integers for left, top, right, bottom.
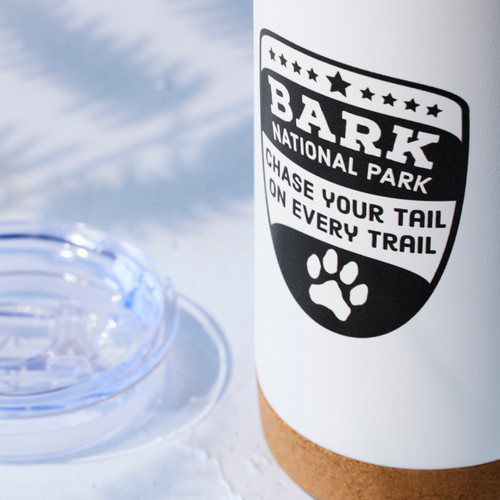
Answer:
[[258, 386, 500, 499]]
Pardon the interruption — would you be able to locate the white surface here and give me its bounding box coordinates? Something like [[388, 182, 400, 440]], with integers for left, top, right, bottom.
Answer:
[[0, 1, 308, 498]]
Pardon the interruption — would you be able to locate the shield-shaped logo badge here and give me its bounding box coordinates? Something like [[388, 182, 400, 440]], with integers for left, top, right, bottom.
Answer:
[[259, 31, 469, 338]]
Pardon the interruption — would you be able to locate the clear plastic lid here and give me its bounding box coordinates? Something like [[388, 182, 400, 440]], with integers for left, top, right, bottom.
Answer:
[[0, 221, 179, 461]]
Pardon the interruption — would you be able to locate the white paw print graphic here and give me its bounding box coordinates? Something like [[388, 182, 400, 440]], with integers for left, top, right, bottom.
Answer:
[[307, 248, 368, 321]]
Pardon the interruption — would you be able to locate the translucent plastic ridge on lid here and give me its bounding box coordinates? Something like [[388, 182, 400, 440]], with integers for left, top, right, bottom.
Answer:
[[0, 220, 179, 461]]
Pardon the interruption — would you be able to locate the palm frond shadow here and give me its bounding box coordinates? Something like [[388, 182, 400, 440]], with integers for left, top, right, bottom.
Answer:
[[0, 0, 253, 227], [0, 0, 204, 125]]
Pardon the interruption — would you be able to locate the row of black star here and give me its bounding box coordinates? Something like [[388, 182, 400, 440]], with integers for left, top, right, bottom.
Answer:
[[268, 47, 442, 117], [360, 86, 442, 116]]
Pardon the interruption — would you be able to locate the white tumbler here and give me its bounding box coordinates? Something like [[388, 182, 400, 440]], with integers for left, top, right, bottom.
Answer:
[[254, 1, 500, 498]]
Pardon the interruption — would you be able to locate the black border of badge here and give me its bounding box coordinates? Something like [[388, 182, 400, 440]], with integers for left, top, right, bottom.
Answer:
[[259, 29, 470, 337]]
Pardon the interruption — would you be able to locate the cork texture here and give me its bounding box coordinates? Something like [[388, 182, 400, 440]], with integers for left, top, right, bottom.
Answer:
[[258, 386, 500, 499]]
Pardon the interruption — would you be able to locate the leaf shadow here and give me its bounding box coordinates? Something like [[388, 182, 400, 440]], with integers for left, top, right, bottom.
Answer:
[[0, 0, 254, 227]]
